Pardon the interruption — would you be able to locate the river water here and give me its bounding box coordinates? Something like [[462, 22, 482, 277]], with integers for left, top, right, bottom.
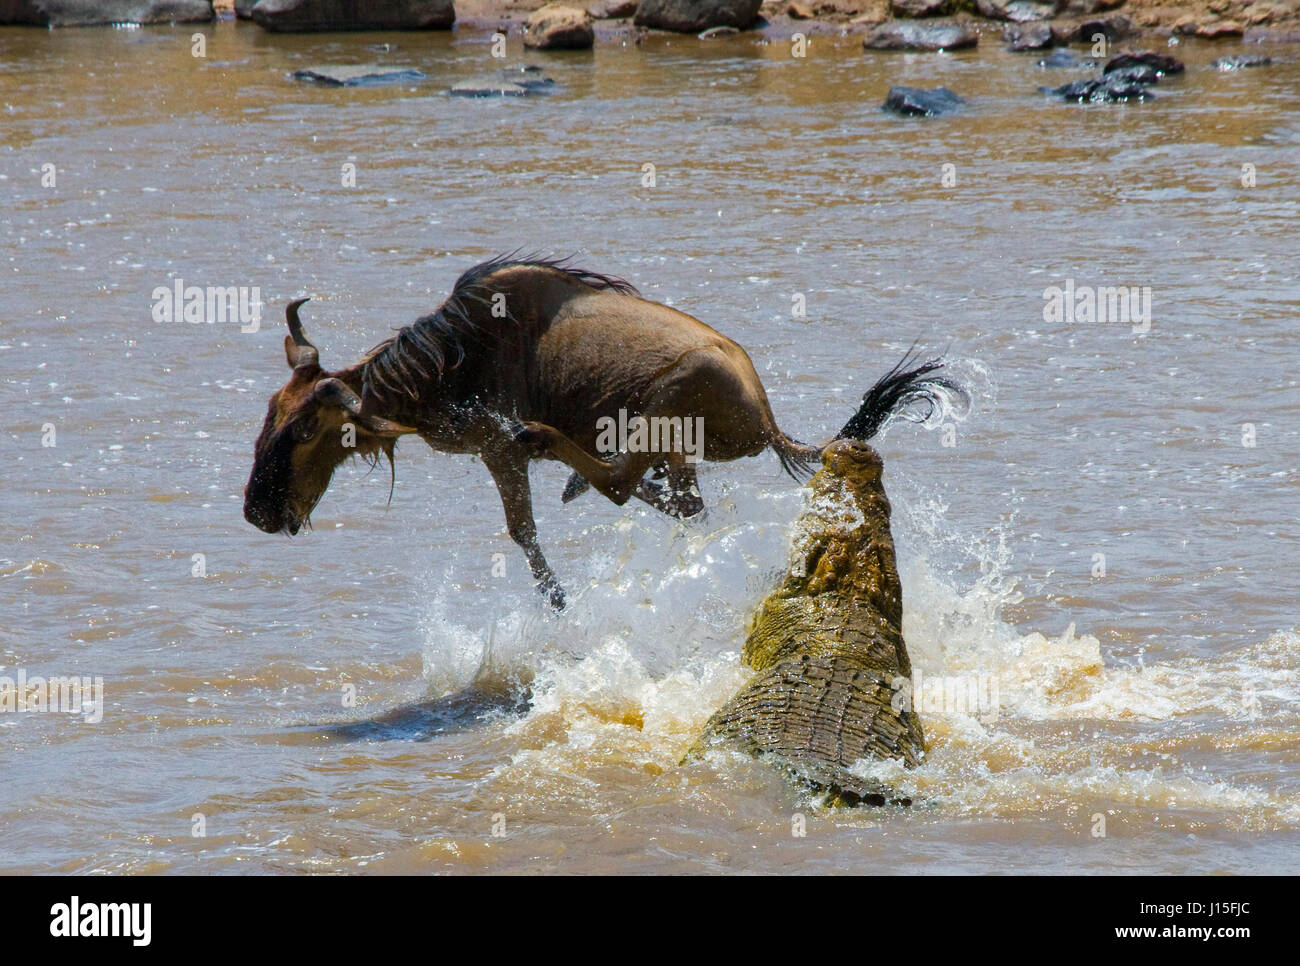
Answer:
[[2, 20, 1298, 874]]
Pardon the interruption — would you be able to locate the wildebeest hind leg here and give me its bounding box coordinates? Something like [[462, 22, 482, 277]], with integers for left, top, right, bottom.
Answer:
[[664, 460, 705, 518], [635, 455, 703, 519], [562, 462, 699, 519], [483, 453, 566, 610], [515, 421, 658, 507]]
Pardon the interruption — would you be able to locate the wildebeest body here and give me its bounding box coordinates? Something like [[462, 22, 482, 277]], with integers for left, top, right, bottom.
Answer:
[[243, 257, 959, 608]]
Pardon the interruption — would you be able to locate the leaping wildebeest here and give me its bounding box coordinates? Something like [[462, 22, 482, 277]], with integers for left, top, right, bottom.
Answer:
[[242, 256, 960, 608]]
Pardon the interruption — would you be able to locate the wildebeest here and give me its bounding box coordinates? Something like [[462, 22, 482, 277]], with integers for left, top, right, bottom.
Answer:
[[243, 256, 959, 608]]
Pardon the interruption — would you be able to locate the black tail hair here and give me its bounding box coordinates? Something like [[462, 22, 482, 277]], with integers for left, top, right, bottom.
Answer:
[[775, 443, 817, 481], [836, 346, 963, 443]]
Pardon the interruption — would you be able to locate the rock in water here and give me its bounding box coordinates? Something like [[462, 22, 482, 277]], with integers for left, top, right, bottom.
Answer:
[[1037, 49, 1093, 68], [883, 85, 964, 116], [863, 22, 978, 51], [976, 0, 1054, 22], [525, 4, 595, 49], [1103, 51, 1185, 75], [248, 0, 455, 31], [1070, 15, 1132, 42], [633, 0, 763, 32], [450, 67, 556, 97], [1103, 64, 1161, 86], [587, 0, 637, 17], [1212, 54, 1273, 71], [1004, 21, 1055, 51], [688, 441, 926, 806], [1061, 0, 1125, 11], [1041, 74, 1154, 102], [890, 0, 949, 17], [0, 0, 213, 25], [292, 65, 426, 86]]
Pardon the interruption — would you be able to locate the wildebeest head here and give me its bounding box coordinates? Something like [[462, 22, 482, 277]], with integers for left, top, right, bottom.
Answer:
[[243, 298, 415, 536]]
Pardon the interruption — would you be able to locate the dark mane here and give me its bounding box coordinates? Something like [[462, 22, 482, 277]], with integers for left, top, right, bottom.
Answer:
[[361, 254, 638, 405]]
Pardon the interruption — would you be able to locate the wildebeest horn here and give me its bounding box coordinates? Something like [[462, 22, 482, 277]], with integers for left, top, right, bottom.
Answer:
[[312, 378, 416, 437], [284, 297, 319, 370]]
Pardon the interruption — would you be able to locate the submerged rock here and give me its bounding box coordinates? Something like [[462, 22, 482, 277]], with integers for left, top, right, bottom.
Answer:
[[1060, 0, 1125, 12], [1041, 74, 1154, 102], [587, 0, 637, 16], [1037, 48, 1095, 68], [1103, 64, 1160, 86], [863, 21, 978, 51], [1212, 54, 1274, 70], [976, 0, 1054, 23], [249, 0, 454, 31], [524, 3, 594, 49], [1070, 15, 1133, 42], [0, 0, 212, 25], [890, 0, 949, 17], [1004, 21, 1056, 51], [883, 85, 964, 116], [292, 64, 426, 86], [501, 65, 557, 89], [688, 441, 927, 806], [1037, 48, 1184, 102], [1104, 51, 1185, 75], [450, 67, 556, 97], [451, 77, 536, 98], [633, 0, 763, 32]]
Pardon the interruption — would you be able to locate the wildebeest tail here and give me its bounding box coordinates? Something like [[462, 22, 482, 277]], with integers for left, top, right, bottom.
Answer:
[[836, 346, 963, 443], [773, 438, 818, 481]]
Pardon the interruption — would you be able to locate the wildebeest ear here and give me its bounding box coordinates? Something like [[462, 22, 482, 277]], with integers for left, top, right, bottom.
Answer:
[[313, 378, 417, 438], [284, 297, 319, 370], [361, 417, 418, 438]]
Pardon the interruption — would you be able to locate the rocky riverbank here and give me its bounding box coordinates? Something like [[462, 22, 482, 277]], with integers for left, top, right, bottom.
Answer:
[[422, 0, 1300, 45], [292, 0, 1300, 45], [5, 0, 1298, 44]]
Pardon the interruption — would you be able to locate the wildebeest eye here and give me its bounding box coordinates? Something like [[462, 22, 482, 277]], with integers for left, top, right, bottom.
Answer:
[[294, 420, 316, 442]]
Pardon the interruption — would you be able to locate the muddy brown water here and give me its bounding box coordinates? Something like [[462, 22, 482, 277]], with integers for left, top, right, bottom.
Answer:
[[2, 21, 1298, 873]]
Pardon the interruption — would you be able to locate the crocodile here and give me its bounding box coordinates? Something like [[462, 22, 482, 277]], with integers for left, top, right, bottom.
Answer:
[[688, 438, 926, 805]]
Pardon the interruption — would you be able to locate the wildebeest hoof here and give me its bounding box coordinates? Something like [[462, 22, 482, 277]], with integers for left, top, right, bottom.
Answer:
[[561, 471, 591, 503], [545, 583, 566, 610], [678, 493, 706, 518]]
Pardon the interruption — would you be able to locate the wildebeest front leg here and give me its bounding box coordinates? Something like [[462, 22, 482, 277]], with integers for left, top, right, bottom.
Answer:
[[483, 454, 566, 610]]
